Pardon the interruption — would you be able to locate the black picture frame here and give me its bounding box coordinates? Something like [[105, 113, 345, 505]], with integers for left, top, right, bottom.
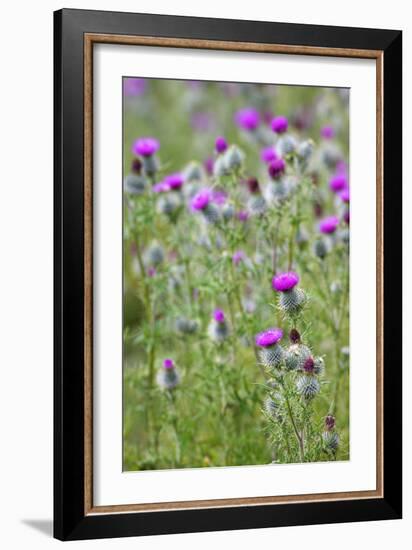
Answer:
[[54, 8, 402, 541]]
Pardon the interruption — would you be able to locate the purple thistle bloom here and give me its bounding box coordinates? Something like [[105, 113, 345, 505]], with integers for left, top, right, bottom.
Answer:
[[289, 329, 301, 344], [325, 415, 336, 431], [343, 209, 350, 225], [163, 358, 175, 369], [244, 177, 260, 194], [268, 158, 286, 179], [303, 357, 315, 373], [164, 172, 184, 190], [321, 125, 335, 139], [261, 147, 278, 164], [133, 137, 160, 157], [152, 181, 170, 193], [255, 328, 283, 348], [319, 216, 339, 234], [271, 115, 288, 134], [213, 309, 225, 323], [123, 77, 146, 97], [234, 108, 260, 131], [272, 272, 300, 292], [191, 189, 211, 211], [211, 190, 227, 205], [329, 174, 348, 193], [131, 158, 142, 174], [147, 266, 156, 277], [232, 250, 245, 265], [236, 210, 250, 222], [204, 156, 214, 175], [215, 136, 228, 154], [339, 188, 350, 203]]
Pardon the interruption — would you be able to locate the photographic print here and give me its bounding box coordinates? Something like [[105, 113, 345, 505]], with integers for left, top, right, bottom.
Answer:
[[123, 78, 350, 471]]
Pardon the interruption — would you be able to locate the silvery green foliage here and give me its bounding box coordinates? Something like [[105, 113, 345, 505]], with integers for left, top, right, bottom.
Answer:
[[144, 243, 164, 266], [296, 374, 320, 400], [276, 135, 297, 156], [224, 145, 244, 172], [322, 430, 339, 452], [279, 288, 307, 315], [202, 203, 220, 224], [142, 155, 158, 176], [284, 343, 312, 371], [208, 319, 229, 342], [124, 173, 147, 195], [259, 344, 284, 369], [183, 161, 204, 183], [175, 317, 198, 335], [156, 367, 180, 390], [247, 195, 267, 216]]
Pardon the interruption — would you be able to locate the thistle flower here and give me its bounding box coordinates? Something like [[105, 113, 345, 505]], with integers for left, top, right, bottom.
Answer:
[[255, 328, 284, 369], [296, 374, 320, 400], [272, 272, 307, 315], [339, 188, 350, 203], [133, 137, 160, 157], [343, 209, 350, 225], [156, 193, 181, 219], [297, 139, 314, 162], [232, 250, 245, 265], [204, 156, 214, 176], [321, 145, 341, 170], [191, 189, 210, 210], [313, 237, 329, 259], [164, 172, 184, 191], [284, 343, 312, 371], [184, 161, 204, 183], [276, 135, 297, 156], [319, 216, 339, 234], [248, 195, 267, 216], [329, 174, 347, 193], [236, 210, 250, 222], [124, 173, 147, 195], [264, 394, 283, 419], [208, 309, 229, 342], [261, 146, 278, 163], [225, 145, 244, 172], [322, 431, 339, 452], [266, 178, 289, 203], [144, 243, 164, 267], [289, 328, 301, 344], [131, 158, 142, 174], [215, 136, 228, 154], [325, 415, 336, 431], [213, 154, 230, 177], [271, 115, 288, 134], [321, 125, 335, 139], [244, 177, 260, 194], [322, 415, 339, 452], [268, 158, 286, 180], [234, 107, 260, 131], [222, 203, 235, 221], [175, 317, 198, 335], [156, 358, 180, 390]]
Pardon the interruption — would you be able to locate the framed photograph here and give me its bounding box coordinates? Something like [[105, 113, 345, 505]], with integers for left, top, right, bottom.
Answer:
[[54, 8, 402, 541]]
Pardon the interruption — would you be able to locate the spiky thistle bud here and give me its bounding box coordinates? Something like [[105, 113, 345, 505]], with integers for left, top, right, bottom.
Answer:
[[156, 193, 181, 218], [284, 343, 312, 371], [322, 431, 339, 453], [224, 145, 244, 172], [276, 135, 297, 156], [296, 374, 320, 400], [175, 317, 198, 335], [247, 195, 267, 216], [313, 237, 329, 259], [213, 154, 230, 177], [144, 243, 164, 267], [255, 328, 284, 369], [156, 359, 180, 390], [272, 272, 307, 315], [124, 173, 147, 195], [222, 202, 235, 221], [184, 161, 204, 183], [208, 309, 229, 342], [264, 393, 283, 420], [324, 415, 336, 431], [289, 329, 301, 343]]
